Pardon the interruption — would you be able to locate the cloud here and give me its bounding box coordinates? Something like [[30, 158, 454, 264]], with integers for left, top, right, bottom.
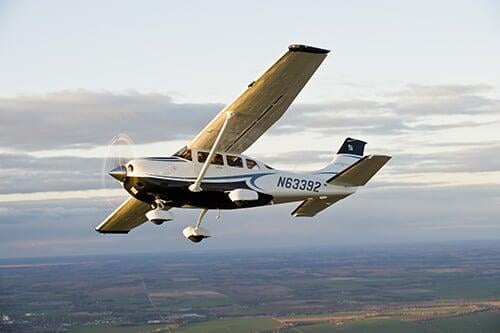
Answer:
[[1, 82, 498, 195], [1, 84, 498, 153], [271, 83, 500, 137], [389, 143, 500, 174], [387, 84, 493, 98], [0, 84, 499, 257], [385, 84, 499, 116], [0, 90, 222, 151], [0, 185, 498, 258], [0, 153, 105, 193], [0, 189, 124, 204], [259, 141, 500, 179]]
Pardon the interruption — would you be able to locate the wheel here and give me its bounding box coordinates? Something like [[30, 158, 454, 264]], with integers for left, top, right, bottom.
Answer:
[[183, 226, 210, 243], [187, 235, 208, 243], [150, 219, 165, 225]]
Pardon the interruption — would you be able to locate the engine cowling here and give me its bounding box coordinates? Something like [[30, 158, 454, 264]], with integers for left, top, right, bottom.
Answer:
[[228, 189, 259, 206]]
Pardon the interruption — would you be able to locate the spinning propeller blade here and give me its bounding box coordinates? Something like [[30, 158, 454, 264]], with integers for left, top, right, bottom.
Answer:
[[101, 133, 135, 209]]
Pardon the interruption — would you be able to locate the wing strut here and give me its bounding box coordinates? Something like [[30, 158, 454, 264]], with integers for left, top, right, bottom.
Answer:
[[189, 112, 235, 192]]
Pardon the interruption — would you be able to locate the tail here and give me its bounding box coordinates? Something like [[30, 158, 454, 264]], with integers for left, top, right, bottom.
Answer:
[[313, 137, 391, 186]]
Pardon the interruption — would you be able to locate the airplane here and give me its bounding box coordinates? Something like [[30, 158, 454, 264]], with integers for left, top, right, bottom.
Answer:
[[96, 44, 391, 243]]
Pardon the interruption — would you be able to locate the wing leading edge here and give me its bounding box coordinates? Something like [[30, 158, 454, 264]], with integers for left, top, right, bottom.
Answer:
[[187, 44, 330, 154]]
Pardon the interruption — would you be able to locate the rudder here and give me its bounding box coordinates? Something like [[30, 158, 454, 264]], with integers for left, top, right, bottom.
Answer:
[[337, 138, 367, 156]]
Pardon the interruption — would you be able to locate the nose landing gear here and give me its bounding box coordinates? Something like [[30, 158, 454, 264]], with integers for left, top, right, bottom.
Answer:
[[183, 208, 211, 243], [146, 198, 173, 225]]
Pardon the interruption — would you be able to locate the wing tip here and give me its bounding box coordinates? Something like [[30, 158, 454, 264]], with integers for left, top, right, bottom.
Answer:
[[288, 44, 330, 54]]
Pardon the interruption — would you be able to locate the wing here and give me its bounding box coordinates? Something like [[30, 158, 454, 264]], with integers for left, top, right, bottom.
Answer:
[[187, 44, 330, 154], [95, 196, 152, 234], [291, 194, 350, 217]]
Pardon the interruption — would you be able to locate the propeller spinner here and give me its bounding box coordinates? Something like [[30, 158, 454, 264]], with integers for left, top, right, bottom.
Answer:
[[109, 165, 127, 182]]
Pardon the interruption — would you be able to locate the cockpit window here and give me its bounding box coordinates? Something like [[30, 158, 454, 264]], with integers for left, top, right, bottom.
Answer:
[[181, 149, 192, 161], [264, 164, 274, 170], [246, 159, 259, 170], [227, 155, 243, 168], [197, 151, 224, 165], [174, 147, 192, 161]]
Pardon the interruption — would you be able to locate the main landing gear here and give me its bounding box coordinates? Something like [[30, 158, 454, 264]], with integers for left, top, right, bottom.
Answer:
[[183, 208, 211, 243]]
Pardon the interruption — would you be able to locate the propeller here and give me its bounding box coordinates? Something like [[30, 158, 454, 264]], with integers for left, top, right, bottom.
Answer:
[[101, 133, 135, 209]]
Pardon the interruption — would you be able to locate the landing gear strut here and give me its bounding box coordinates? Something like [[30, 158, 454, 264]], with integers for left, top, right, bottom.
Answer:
[[182, 208, 210, 243]]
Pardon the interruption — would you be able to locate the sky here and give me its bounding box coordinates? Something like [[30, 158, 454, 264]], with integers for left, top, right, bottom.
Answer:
[[0, 0, 499, 258]]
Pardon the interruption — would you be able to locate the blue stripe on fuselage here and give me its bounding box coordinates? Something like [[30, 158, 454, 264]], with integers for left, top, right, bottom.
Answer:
[[146, 172, 273, 191], [146, 172, 274, 181]]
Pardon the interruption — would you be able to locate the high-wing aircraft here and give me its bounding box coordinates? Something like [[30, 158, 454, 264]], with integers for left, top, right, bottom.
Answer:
[[96, 44, 391, 243]]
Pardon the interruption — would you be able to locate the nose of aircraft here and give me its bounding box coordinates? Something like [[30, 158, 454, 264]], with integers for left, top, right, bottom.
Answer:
[[109, 166, 127, 182]]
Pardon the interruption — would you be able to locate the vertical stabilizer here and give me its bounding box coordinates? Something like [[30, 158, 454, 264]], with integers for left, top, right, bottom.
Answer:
[[337, 137, 366, 156], [313, 137, 367, 181]]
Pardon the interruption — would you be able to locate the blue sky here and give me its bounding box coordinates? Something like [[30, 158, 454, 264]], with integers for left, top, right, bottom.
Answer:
[[0, 0, 499, 258], [1, 0, 499, 100]]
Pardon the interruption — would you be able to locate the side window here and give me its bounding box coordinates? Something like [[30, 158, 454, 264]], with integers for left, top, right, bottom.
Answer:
[[212, 153, 223, 165], [227, 155, 243, 168], [197, 152, 223, 165], [246, 159, 259, 170], [197, 151, 209, 163]]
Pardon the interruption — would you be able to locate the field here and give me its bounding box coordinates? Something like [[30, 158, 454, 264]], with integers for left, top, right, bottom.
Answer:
[[279, 311, 500, 333], [1, 241, 500, 332]]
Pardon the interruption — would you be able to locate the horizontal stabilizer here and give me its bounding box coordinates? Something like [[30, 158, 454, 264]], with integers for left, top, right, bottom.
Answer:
[[328, 155, 391, 186], [291, 194, 350, 217]]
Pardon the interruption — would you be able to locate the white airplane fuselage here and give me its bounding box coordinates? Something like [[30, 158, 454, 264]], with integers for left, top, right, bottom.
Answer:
[[120, 150, 357, 210]]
